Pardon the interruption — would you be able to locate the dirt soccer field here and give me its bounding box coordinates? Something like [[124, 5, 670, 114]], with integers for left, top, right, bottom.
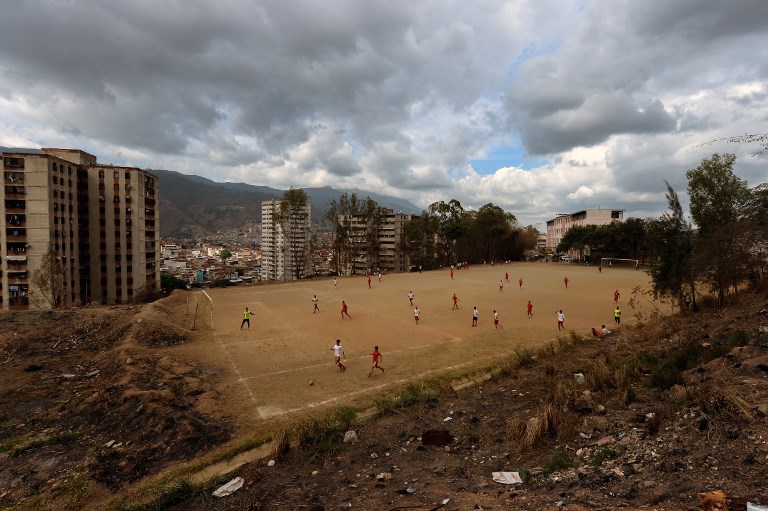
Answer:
[[176, 262, 660, 428]]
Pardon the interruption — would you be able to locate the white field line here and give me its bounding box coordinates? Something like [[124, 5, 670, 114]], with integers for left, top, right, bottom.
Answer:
[[269, 350, 512, 418], [204, 293, 264, 418], [240, 340, 460, 380]]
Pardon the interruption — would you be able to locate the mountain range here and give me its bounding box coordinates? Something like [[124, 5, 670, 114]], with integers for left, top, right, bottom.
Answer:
[[149, 169, 422, 236], [0, 148, 422, 236]]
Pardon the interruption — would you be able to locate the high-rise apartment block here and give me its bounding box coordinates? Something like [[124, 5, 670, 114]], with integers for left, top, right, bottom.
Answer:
[[345, 209, 413, 274], [260, 199, 312, 281], [1, 148, 159, 310]]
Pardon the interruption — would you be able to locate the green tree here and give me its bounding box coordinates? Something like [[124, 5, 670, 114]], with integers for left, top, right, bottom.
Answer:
[[745, 183, 768, 281], [687, 153, 751, 307], [428, 199, 467, 265], [473, 203, 516, 262], [30, 245, 66, 309], [646, 182, 694, 310], [218, 248, 232, 261], [276, 188, 311, 280]]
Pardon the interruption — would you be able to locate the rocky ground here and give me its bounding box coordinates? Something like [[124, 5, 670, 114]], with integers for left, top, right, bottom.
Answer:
[[167, 292, 768, 511], [1, 290, 767, 511], [0, 293, 231, 510]]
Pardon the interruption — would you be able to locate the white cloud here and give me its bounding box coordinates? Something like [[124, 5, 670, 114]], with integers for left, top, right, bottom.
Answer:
[[0, 0, 765, 228]]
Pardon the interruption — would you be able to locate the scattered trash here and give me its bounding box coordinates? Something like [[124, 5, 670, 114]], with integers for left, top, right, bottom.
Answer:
[[370, 452, 379, 459], [422, 430, 451, 447], [343, 430, 358, 443], [104, 440, 115, 448], [443, 416, 453, 422], [573, 373, 585, 384], [396, 488, 416, 495], [212, 477, 244, 498], [376, 472, 393, 481], [492, 471, 523, 484], [23, 364, 43, 372], [60, 374, 76, 379], [312, 470, 318, 476], [85, 370, 100, 377], [748, 504, 768, 511], [267, 459, 275, 467], [556, 501, 564, 507]]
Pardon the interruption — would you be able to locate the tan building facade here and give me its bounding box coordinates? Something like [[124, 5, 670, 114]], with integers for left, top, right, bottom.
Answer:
[[345, 209, 412, 274], [0, 148, 159, 310], [546, 209, 624, 251]]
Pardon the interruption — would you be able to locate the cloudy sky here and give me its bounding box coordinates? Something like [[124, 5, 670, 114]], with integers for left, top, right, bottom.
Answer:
[[1, 0, 766, 228]]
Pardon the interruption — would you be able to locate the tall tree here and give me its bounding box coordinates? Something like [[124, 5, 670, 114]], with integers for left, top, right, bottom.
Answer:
[[276, 188, 311, 280], [686, 153, 751, 307], [646, 182, 694, 310], [31, 245, 66, 309], [473, 203, 516, 262]]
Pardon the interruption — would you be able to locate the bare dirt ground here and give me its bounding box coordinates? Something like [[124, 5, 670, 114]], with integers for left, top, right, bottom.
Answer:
[[168, 289, 768, 511], [185, 262, 656, 431], [1, 264, 766, 511]]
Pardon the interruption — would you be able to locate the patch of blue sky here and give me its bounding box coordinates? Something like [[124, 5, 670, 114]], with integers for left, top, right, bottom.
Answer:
[[468, 144, 548, 175], [507, 39, 562, 78]]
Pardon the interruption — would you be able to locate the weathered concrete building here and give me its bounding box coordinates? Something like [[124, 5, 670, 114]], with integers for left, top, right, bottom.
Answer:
[[0, 148, 159, 310]]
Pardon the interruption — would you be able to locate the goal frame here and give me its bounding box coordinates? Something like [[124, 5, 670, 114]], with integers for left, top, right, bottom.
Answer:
[[600, 258, 639, 269]]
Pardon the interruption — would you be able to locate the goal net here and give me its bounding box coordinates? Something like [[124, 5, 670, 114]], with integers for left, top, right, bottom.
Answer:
[[600, 258, 639, 269]]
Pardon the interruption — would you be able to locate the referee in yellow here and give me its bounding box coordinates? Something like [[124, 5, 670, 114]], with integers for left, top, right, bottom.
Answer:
[[241, 307, 252, 329]]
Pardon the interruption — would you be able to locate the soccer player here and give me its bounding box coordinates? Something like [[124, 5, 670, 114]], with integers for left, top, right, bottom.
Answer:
[[414, 306, 420, 325], [499, 280, 504, 292], [452, 293, 459, 310], [341, 300, 351, 319], [368, 346, 384, 377], [564, 276, 569, 288], [613, 290, 620, 303], [556, 310, 565, 331], [518, 277, 523, 289], [240, 307, 251, 329], [505, 272, 509, 283], [614, 306, 621, 325], [368, 276, 372, 289], [493, 310, 503, 330], [333, 278, 338, 288], [332, 339, 346, 371], [312, 295, 319, 313], [408, 291, 414, 306], [527, 300, 533, 318], [472, 306, 479, 327]]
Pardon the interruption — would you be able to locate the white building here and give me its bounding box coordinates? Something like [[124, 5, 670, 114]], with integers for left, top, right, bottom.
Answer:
[[546, 209, 624, 251], [260, 199, 312, 281]]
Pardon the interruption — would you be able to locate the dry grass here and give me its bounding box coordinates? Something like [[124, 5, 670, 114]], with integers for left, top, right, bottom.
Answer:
[[506, 403, 570, 452]]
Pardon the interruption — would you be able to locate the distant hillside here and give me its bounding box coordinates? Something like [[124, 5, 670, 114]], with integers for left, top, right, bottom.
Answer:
[[150, 170, 422, 236], [0, 147, 422, 236]]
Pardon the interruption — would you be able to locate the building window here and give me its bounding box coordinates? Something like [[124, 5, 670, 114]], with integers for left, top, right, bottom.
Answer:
[[98, 170, 105, 178]]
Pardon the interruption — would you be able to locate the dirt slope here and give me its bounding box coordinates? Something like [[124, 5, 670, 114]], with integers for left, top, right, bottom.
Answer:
[[0, 293, 231, 509]]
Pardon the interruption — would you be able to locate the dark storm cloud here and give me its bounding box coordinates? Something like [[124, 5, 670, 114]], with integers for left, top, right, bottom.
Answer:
[[0, 0, 765, 226]]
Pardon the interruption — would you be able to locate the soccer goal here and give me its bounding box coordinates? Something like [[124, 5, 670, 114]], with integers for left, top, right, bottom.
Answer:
[[600, 258, 640, 269]]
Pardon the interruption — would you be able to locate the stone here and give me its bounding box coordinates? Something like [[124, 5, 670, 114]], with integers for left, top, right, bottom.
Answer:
[[643, 486, 671, 505], [375, 472, 392, 481], [267, 459, 275, 467], [343, 430, 358, 443]]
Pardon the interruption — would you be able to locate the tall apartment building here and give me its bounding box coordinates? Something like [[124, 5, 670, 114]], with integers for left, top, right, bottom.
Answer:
[[346, 209, 412, 274], [0, 148, 159, 310], [260, 199, 312, 281], [546, 209, 624, 251]]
